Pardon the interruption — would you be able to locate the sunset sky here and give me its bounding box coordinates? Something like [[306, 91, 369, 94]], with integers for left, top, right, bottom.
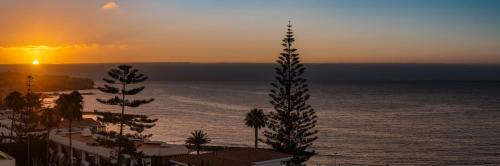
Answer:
[[0, 0, 499, 64]]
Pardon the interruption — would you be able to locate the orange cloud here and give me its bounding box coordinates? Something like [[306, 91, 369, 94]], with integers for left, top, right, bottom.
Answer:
[[101, 2, 119, 11], [0, 44, 100, 50], [0, 43, 131, 49]]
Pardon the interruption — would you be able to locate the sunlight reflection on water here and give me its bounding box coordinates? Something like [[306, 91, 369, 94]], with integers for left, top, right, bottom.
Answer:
[[74, 81, 500, 165]]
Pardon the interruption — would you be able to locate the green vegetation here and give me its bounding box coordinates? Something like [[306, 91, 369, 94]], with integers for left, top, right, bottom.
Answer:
[[56, 91, 84, 166], [185, 130, 211, 155], [263, 22, 318, 166], [244, 108, 267, 148], [0, 67, 161, 165], [0, 76, 49, 165], [94, 65, 157, 165], [4, 91, 25, 140], [40, 107, 62, 165]]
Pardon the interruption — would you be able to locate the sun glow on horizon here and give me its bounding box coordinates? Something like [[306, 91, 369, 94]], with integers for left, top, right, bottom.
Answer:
[[32, 59, 40, 65], [0, 1, 499, 64]]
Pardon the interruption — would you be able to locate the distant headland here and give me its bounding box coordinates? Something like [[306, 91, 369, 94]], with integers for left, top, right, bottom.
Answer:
[[0, 72, 94, 97], [1, 63, 500, 81]]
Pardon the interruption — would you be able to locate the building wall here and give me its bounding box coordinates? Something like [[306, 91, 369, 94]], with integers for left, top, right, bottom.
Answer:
[[0, 150, 15, 166], [0, 159, 15, 166]]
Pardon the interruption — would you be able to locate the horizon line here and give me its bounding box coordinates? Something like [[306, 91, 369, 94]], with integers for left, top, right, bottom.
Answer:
[[1, 62, 500, 65]]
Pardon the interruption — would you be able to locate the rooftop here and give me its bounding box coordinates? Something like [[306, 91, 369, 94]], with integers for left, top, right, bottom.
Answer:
[[58, 118, 101, 129], [170, 148, 292, 166], [51, 131, 189, 157]]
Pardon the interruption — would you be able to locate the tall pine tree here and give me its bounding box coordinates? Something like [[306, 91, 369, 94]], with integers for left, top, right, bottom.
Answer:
[[20, 76, 45, 165], [263, 21, 318, 166], [94, 65, 157, 165]]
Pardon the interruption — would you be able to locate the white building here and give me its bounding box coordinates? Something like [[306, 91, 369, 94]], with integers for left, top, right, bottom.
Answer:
[[48, 118, 189, 166]]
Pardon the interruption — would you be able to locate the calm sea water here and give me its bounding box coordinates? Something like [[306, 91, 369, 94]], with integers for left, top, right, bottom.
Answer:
[[78, 81, 500, 165]]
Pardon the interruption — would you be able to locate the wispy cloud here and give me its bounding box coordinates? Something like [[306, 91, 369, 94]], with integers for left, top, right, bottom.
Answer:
[[0, 43, 128, 50], [101, 2, 119, 11]]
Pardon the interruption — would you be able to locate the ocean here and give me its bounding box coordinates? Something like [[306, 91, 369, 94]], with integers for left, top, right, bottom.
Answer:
[[3, 63, 500, 165], [77, 80, 500, 165]]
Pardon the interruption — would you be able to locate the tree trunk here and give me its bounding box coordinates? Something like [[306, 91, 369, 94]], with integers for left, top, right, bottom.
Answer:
[[9, 110, 15, 142], [117, 82, 126, 164], [254, 127, 258, 148], [28, 134, 31, 166], [46, 128, 51, 166], [69, 120, 72, 166]]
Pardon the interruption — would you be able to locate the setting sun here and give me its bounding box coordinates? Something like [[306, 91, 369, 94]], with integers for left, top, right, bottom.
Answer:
[[32, 59, 40, 65]]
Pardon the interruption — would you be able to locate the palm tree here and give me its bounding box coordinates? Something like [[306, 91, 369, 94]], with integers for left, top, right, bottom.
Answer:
[[245, 108, 267, 148], [40, 108, 62, 165], [56, 91, 83, 166], [185, 130, 211, 155], [4, 91, 26, 141]]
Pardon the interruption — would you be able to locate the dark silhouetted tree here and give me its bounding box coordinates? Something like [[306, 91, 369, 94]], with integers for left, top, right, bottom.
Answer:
[[4, 91, 26, 141], [244, 108, 267, 148], [40, 107, 62, 164], [94, 65, 156, 165], [185, 130, 211, 155], [0, 76, 48, 165], [23, 76, 45, 165], [263, 21, 318, 166], [56, 91, 83, 166]]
